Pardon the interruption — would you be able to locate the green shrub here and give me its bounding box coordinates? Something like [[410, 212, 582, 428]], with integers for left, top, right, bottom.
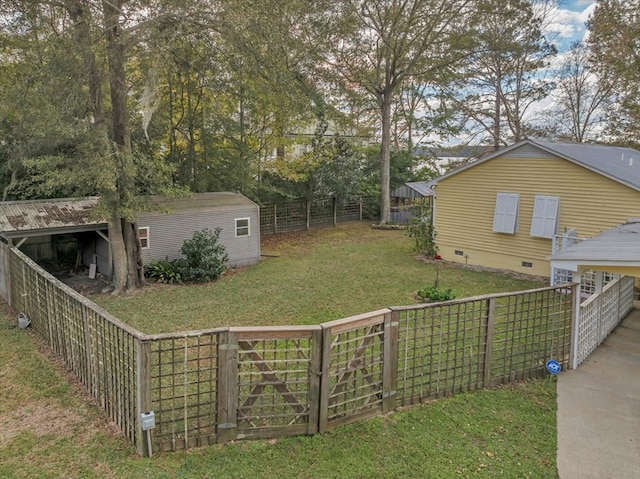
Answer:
[[145, 258, 185, 284], [180, 227, 229, 282], [417, 285, 456, 302]]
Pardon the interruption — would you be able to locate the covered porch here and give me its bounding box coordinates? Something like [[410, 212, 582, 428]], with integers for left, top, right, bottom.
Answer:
[[551, 218, 640, 368]]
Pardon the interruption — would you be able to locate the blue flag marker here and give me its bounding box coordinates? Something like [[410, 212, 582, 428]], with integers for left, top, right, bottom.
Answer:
[[546, 359, 561, 375]]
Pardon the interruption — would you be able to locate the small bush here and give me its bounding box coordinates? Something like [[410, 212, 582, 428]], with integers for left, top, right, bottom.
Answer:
[[180, 227, 229, 282], [145, 258, 185, 284], [417, 285, 456, 302], [406, 205, 438, 258]]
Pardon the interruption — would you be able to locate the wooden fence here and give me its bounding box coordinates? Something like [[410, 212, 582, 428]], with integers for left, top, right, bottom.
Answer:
[[259, 196, 378, 235], [5, 245, 584, 456]]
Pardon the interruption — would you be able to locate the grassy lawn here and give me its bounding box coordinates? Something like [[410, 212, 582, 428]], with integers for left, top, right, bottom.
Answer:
[[0, 298, 559, 478], [93, 222, 545, 333]]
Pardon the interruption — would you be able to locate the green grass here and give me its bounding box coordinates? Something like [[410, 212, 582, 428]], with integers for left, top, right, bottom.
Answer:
[[93, 222, 545, 333], [0, 298, 559, 478]]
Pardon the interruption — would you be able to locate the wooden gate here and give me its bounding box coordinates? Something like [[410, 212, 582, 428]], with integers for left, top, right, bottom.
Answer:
[[318, 310, 397, 432]]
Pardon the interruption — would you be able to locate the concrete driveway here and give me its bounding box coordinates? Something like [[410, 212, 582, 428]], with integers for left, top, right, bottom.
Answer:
[[557, 306, 640, 479]]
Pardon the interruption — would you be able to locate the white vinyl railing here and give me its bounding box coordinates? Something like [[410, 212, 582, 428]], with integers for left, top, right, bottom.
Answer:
[[573, 276, 635, 368]]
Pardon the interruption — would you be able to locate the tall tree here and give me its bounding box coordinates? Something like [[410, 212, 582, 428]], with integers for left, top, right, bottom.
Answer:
[[445, 0, 556, 148], [587, 0, 640, 147], [327, 0, 475, 224], [0, 0, 198, 293], [543, 42, 614, 142]]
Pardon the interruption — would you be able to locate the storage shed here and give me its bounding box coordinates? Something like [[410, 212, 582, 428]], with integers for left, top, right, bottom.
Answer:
[[137, 192, 260, 268]]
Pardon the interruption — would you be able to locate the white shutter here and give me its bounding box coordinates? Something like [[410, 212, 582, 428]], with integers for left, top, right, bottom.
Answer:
[[492, 193, 519, 234], [530, 195, 559, 238]]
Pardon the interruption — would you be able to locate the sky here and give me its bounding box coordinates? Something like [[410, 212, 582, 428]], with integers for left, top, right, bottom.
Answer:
[[544, 0, 595, 53]]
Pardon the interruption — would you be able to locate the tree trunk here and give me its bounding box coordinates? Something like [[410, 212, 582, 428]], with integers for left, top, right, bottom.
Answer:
[[493, 67, 502, 150], [103, 0, 144, 292], [109, 215, 128, 293], [379, 90, 392, 224]]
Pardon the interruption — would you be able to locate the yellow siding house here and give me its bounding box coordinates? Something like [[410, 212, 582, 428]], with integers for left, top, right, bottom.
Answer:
[[432, 139, 640, 278]]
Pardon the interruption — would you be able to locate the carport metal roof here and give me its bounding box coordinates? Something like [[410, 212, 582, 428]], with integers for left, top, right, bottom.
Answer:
[[0, 197, 106, 238], [550, 218, 640, 276]]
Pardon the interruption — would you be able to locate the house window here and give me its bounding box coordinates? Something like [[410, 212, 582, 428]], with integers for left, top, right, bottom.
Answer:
[[235, 218, 250, 237], [530, 195, 560, 239], [492, 193, 519, 234], [138, 227, 150, 249]]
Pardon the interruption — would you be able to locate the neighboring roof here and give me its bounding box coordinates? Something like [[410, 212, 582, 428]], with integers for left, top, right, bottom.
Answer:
[[0, 193, 258, 237], [433, 139, 640, 192], [415, 145, 492, 159], [390, 181, 435, 199], [549, 218, 640, 270], [0, 197, 104, 237]]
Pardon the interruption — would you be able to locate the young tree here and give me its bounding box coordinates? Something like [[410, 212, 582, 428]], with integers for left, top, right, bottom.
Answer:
[[327, 0, 475, 224]]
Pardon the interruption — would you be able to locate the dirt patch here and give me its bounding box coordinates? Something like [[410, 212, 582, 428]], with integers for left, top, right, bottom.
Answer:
[[55, 271, 111, 296], [0, 403, 84, 447], [418, 256, 548, 283]]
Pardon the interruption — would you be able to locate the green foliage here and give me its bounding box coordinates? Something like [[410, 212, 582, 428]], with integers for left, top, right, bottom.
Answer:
[[406, 205, 438, 258], [417, 284, 456, 302], [145, 258, 185, 284], [180, 228, 229, 282]]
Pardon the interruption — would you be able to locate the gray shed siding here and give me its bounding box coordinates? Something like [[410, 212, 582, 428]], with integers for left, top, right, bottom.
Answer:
[[138, 205, 260, 268]]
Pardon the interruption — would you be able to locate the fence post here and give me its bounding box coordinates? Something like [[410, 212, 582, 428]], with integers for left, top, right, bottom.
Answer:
[[359, 198, 363, 221], [307, 328, 323, 435], [306, 200, 311, 231], [382, 311, 399, 413], [332, 197, 337, 227], [217, 330, 239, 443], [569, 283, 580, 369], [135, 338, 152, 457], [273, 203, 278, 234], [82, 306, 93, 394], [483, 298, 496, 386], [318, 325, 332, 434]]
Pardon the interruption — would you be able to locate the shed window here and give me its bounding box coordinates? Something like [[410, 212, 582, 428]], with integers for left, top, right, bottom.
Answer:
[[235, 218, 250, 237], [138, 227, 150, 249], [492, 193, 519, 234], [530, 195, 560, 239]]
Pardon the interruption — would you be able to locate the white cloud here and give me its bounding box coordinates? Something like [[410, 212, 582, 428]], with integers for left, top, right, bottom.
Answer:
[[541, 2, 596, 49]]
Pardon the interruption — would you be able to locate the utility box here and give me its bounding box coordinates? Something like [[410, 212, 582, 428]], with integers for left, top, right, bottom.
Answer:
[[141, 411, 155, 431]]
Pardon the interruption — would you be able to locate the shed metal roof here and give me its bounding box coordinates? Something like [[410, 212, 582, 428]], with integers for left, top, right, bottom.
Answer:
[[146, 192, 258, 213], [0, 197, 104, 236], [549, 219, 640, 271], [433, 139, 640, 191], [390, 181, 435, 199]]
